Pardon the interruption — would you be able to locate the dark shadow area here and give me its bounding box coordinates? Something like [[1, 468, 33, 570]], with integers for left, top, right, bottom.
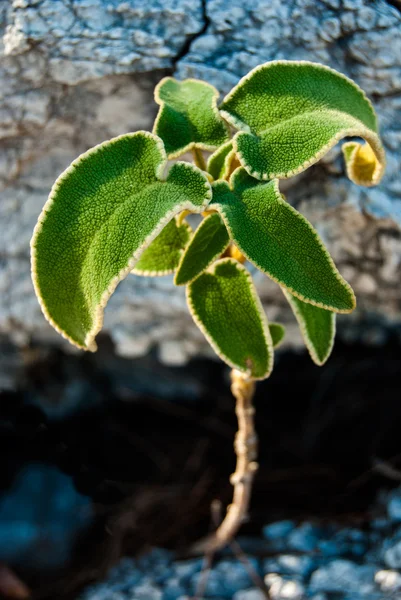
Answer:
[[0, 335, 400, 599]]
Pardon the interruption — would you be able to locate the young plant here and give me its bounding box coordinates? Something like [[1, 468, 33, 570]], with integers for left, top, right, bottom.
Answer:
[[31, 61, 385, 552]]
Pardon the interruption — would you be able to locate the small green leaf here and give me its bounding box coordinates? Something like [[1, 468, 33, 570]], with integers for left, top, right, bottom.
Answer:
[[187, 258, 273, 379], [31, 132, 212, 351], [269, 323, 286, 348], [175, 213, 230, 286], [283, 289, 335, 365], [207, 140, 235, 180], [154, 77, 229, 158], [211, 168, 355, 313], [220, 60, 385, 185], [132, 217, 192, 276]]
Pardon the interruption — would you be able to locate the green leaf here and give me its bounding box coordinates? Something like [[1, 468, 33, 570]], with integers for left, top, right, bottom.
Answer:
[[207, 140, 235, 181], [31, 132, 212, 351], [283, 289, 335, 365], [154, 77, 229, 158], [132, 216, 192, 276], [219, 60, 385, 186], [175, 213, 230, 286], [211, 168, 355, 313], [269, 323, 286, 348], [187, 258, 273, 379]]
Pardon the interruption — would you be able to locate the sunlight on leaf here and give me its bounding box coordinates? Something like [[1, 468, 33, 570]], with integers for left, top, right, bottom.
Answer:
[[211, 168, 355, 313], [187, 258, 273, 379], [220, 61, 385, 185], [31, 132, 211, 351]]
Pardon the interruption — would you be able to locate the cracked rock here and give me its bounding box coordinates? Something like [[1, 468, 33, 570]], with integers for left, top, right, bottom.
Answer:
[[1, 0, 401, 362]]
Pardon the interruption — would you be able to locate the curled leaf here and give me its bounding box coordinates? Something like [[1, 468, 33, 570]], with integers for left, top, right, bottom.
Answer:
[[187, 258, 273, 379], [154, 77, 229, 158], [211, 168, 355, 313], [220, 60, 385, 186], [31, 132, 211, 351], [175, 213, 230, 285]]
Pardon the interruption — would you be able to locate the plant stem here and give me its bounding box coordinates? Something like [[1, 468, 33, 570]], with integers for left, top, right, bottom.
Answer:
[[192, 147, 207, 171], [191, 369, 258, 554]]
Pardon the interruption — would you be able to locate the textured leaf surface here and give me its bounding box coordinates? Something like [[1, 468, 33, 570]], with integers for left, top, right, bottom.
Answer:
[[207, 140, 234, 180], [283, 290, 335, 365], [31, 132, 211, 351], [220, 61, 385, 185], [211, 168, 355, 313], [187, 258, 273, 379], [132, 217, 192, 276], [269, 323, 285, 348], [175, 213, 230, 285], [154, 77, 229, 157]]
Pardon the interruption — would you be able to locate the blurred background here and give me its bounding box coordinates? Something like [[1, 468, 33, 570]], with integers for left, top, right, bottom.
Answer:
[[1, 0, 401, 598]]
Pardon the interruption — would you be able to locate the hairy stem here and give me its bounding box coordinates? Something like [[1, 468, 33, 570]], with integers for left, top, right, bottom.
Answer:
[[192, 147, 207, 171], [191, 369, 258, 554]]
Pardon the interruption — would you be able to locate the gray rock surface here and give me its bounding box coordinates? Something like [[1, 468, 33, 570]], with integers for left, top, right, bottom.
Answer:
[[78, 483, 401, 600], [1, 0, 401, 362]]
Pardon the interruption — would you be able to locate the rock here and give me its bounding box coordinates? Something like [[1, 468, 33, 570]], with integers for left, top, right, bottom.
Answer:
[[263, 555, 315, 579], [375, 569, 401, 593], [309, 560, 377, 595], [265, 574, 305, 600], [383, 538, 401, 569], [387, 493, 401, 522], [262, 520, 295, 542], [1, 0, 401, 362], [287, 523, 323, 552], [0, 463, 93, 570], [233, 590, 266, 600]]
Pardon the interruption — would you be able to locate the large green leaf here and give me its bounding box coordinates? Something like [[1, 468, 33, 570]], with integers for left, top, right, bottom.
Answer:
[[283, 290, 335, 365], [31, 132, 212, 351], [175, 213, 230, 286], [132, 217, 192, 276], [187, 258, 273, 379], [219, 60, 385, 186], [211, 168, 355, 313], [153, 77, 229, 158]]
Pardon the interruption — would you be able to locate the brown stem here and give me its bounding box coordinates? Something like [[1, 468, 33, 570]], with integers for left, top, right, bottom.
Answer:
[[191, 369, 258, 554]]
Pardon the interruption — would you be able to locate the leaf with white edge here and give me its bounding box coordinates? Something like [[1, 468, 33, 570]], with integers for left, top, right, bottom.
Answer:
[[187, 258, 273, 379], [219, 60, 385, 186], [175, 213, 230, 286], [211, 168, 355, 313], [153, 77, 229, 158], [207, 140, 236, 181], [269, 323, 285, 348], [283, 289, 335, 365], [31, 132, 212, 351], [132, 217, 192, 276]]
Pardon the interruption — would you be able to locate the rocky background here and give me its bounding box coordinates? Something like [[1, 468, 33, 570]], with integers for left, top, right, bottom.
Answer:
[[1, 0, 401, 366]]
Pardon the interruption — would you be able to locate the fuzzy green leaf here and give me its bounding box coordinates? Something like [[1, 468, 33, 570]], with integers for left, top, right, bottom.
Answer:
[[31, 132, 212, 351], [211, 168, 355, 313], [220, 60, 385, 186], [207, 140, 235, 181], [175, 213, 230, 286], [154, 77, 229, 158], [132, 217, 192, 276], [283, 289, 335, 365], [187, 258, 273, 379], [269, 323, 286, 348]]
